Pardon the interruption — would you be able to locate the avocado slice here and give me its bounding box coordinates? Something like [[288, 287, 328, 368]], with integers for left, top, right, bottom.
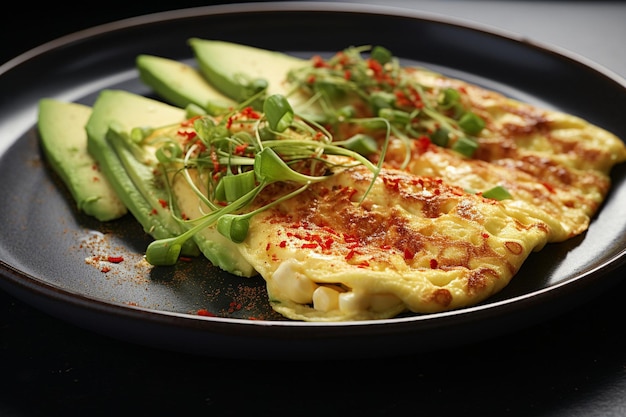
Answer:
[[37, 98, 127, 221], [136, 54, 235, 113], [85, 89, 199, 257], [188, 38, 308, 102]]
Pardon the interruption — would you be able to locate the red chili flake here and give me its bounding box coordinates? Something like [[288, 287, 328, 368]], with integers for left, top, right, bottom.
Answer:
[[241, 106, 261, 119], [177, 129, 197, 140], [403, 248, 415, 260], [179, 256, 193, 262], [93, 177, 100, 182], [158, 199, 168, 208], [344, 69, 351, 80], [430, 259, 438, 269], [343, 234, 359, 244], [226, 115, 235, 129], [210, 148, 220, 172], [181, 115, 202, 127], [367, 59, 383, 78], [279, 241, 287, 248], [336, 51, 350, 66], [234, 143, 249, 155], [482, 233, 490, 239], [395, 90, 412, 108], [107, 256, 124, 263], [150, 208, 158, 215], [312, 55, 327, 68], [228, 301, 242, 313], [382, 176, 400, 191], [415, 136, 431, 153], [197, 309, 215, 317], [542, 182, 556, 193], [301, 243, 318, 249], [101, 266, 111, 273], [320, 238, 334, 250]]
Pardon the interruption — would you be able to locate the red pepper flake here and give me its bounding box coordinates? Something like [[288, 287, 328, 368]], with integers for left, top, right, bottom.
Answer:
[[279, 241, 287, 248], [177, 129, 197, 141], [542, 182, 556, 193], [158, 199, 168, 208], [101, 266, 111, 273], [210, 148, 220, 173], [196, 309, 216, 317], [301, 243, 318, 249], [320, 238, 334, 250], [150, 208, 158, 215], [415, 136, 431, 154], [345, 248, 358, 260], [181, 115, 202, 127], [430, 259, 438, 269], [228, 301, 242, 313], [367, 59, 383, 78], [403, 248, 415, 260], [241, 106, 261, 119], [179, 256, 193, 262], [107, 256, 124, 263], [382, 176, 401, 191], [234, 143, 249, 155], [312, 55, 327, 68]]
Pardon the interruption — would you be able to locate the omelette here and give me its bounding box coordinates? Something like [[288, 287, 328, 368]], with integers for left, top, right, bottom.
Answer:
[[137, 44, 626, 321]]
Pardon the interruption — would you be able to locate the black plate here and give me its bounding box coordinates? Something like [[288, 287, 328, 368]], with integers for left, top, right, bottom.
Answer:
[[1, 2, 625, 360]]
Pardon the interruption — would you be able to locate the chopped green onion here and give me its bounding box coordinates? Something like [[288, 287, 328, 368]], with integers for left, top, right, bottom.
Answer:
[[458, 111, 485, 135], [481, 185, 512, 201], [369, 91, 395, 113], [371, 46, 392, 64], [214, 170, 257, 203], [379, 108, 411, 125], [430, 128, 451, 147], [451, 136, 478, 157], [438, 88, 461, 109]]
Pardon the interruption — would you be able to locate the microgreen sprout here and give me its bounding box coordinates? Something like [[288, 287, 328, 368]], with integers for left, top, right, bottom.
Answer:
[[143, 93, 388, 266], [287, 45, 487, 157]]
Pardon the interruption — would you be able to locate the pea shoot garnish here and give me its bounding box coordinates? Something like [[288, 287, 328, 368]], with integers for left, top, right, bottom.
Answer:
[[143, 94, 388, 266], [287, 45, 486, 160]]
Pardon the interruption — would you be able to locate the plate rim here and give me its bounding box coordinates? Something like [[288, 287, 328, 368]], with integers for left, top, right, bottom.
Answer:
[[1, 1, 625, 357]]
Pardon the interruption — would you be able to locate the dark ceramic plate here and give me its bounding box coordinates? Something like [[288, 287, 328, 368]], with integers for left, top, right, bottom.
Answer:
[[1, 2, 625, 360]]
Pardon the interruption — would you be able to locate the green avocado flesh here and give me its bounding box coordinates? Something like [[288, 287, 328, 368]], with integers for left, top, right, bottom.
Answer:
[[188, 38, 308, 102], [37, 98, 127, 221], [84, 89, 200, 257], [136, 54, 235, 113]]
